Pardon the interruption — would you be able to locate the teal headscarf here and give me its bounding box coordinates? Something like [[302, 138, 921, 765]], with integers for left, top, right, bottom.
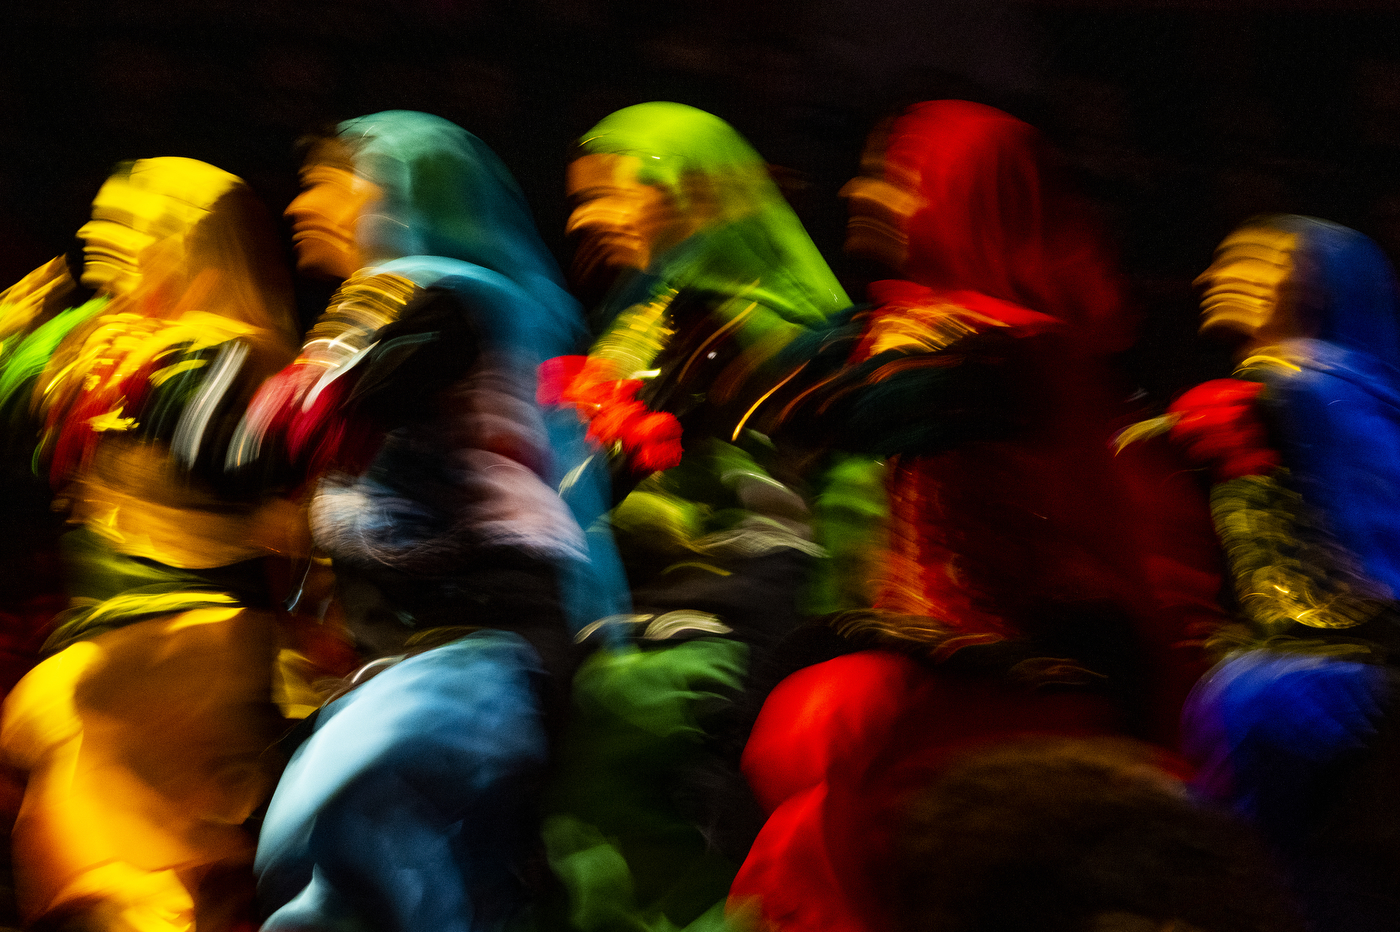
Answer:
[[580, 102, 848, 327], [338, 110, 587, 359], [334, 111, 628, 627]]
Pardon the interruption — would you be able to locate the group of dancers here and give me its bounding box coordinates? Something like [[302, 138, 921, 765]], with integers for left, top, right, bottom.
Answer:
[[0, 99, 1396, 932]]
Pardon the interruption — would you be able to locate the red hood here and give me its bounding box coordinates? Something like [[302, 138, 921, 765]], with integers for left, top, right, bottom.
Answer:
[[884, 100, 1134, 356]]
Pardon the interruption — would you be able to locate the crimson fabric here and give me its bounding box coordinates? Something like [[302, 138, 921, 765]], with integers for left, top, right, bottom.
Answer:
[[865, 104, 1224, 697], [885, 100, 1133, 357], [731, 651, 1126, 932], [1168, 379, 1280, 483], [732, 102, 1227, 932]]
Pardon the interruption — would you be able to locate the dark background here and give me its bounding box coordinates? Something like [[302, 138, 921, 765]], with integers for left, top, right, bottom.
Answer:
[[3, 0, 1400, 903], [6, 0, 1400, 401], [3, 0, 1399, 873]]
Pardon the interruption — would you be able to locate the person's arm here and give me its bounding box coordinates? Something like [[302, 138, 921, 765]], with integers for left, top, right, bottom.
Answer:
[[760, 300, 1038, 456]]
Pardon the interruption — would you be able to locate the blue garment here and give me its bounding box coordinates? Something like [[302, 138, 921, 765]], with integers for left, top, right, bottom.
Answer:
[[374, 256, 629, 630], [1184, 651, 1388, 831], [1264, 340, 1400, 599], [1254, 218, 1400, 599], [1184, 219, 1400, 930], [257, 112, 626, 932], [256, 633, 548, 932], [318, 111, 628, 632], [1185, 220, 1400, 797]]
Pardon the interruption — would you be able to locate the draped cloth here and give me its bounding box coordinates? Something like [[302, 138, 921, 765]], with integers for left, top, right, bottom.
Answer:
[[252, 112, 610, 932], [0, 159, 300, 932], [536, 105, 855, 932], [853, 102, 1152, 633], [731, 651, 1123, 932], [760, 102, 1221, 693], [560, 102, 852, 471], [1180, 218, 1400, 932], [1254, 218, 1400, 602], [284, 110, 626, 634], [254, 633, 548, 932], [732, 103, 1224, 932], [578, 102, 848, 332]]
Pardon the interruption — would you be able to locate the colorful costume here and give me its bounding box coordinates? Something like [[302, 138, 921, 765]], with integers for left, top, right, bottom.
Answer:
[[1174, 216, 1400, 930], [540, 103, 861, 932], [0, 158, 301, 932], [246, 111, 616, 932], [731, 102, 1225, 932]]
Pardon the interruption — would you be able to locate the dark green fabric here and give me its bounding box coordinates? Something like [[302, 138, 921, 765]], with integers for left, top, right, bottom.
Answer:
[[541, 639, 750, 932], [44, 527, 257, 653]]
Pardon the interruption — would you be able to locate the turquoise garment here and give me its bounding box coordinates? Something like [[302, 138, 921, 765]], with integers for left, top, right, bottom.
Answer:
[[259, 112, 628, 932], [340, 110, 579, 324]]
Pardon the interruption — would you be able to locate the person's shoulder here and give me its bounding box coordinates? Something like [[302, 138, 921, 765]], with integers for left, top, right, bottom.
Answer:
[[1249, 338, 1400, 403], [374, 255, 503, 290]]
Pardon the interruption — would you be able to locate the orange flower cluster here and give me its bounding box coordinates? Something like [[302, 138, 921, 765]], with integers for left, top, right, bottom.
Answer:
[[538, 355, 683, 473]]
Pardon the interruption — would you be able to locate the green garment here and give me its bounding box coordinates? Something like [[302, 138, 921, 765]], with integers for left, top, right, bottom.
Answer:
[[0, 296, 109, 449], [540, 638, 752, 932]]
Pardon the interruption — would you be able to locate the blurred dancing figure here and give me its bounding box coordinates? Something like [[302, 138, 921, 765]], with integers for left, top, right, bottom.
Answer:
[[731, 101, 1225, 932], [246, 111, 618, 932], [552, 101, 866, 634], [1173, 216, 1400, 931], [0, 158, 301, 932], [553, 101, 849, 482], [772, 101, 1216, 663], [539, 102, 861, 932]]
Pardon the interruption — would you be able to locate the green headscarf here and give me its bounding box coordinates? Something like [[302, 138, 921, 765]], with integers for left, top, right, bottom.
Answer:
[[580, 102, 848, 327]]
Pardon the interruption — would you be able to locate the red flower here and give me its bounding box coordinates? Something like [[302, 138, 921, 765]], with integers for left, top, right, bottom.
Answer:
[[536, 355, 588, 406], [539, 354, 684, 474], [1168, 379, 1280, 482], [587, 399, 648, 447], [628, 410, 683, 472]]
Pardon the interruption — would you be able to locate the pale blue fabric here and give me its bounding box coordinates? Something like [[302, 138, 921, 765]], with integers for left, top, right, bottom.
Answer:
[[255, 112, 628, 932], [256, 633, 548, 932]]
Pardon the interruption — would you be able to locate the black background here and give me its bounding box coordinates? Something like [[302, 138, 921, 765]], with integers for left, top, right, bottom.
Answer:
[[6, 0, 1400, 400]]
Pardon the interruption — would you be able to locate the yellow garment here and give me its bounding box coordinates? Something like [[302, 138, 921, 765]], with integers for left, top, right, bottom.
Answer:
[[2, 608, 280, 932], [68, 439, 312, 569], [0, 256, 76, 341], [0, 156, 303, 932]]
